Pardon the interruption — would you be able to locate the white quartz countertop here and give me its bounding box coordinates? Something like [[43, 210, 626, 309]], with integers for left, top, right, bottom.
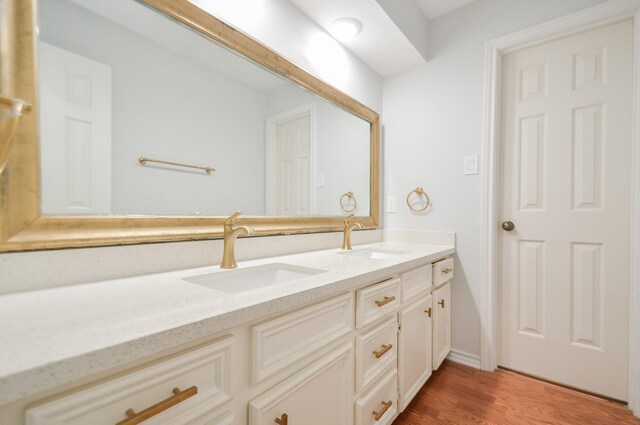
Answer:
[[0, 241, 454, 405]]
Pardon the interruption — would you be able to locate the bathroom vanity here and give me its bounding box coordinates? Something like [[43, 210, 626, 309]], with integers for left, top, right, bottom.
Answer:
[[0, 242, 454, 424], [0, 1, 454, 423]]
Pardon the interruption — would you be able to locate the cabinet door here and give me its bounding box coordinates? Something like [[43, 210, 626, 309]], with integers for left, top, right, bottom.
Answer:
[[249, 343, 353, 425], [398, 295, 432, 411], [432, 282, 451, 370]]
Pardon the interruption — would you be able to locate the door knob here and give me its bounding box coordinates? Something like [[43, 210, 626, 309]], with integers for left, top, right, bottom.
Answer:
[[502, 221, 515, 231]]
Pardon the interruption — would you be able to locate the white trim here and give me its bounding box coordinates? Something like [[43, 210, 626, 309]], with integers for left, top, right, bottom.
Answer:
[[480, 0, 640, 415], [265, 103, 316, 215], [446, 348, 481, 369], [629, 8, 640, 418]]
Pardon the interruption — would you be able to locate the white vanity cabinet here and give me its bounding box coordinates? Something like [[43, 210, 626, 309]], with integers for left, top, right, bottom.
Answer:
[[432, 282, 452, 371], [249, 343, 354, 425], [355, 278, 401, 328], [396, 264, 433, 413], [355, 370, 398, 425], [13, 252, 456, 425], [397, 295, 433, 411], [431, 257, 454, 371], [25, 336, 234, 425], [355, 316, 398, 392], [352, 278, 401, 424], [250, 293, 353, 385]]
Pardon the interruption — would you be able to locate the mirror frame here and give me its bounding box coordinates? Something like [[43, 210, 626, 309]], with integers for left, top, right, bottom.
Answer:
[[0, 0, 379, 252]]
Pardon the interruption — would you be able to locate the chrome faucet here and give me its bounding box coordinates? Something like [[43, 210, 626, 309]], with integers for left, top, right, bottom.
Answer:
[[342, 214, 362, 250], [220, 211, 255, 269]]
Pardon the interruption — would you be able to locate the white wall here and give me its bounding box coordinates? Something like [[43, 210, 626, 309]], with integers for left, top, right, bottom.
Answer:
[[374, 0, 429, 61], [382, 0, 608, 358]]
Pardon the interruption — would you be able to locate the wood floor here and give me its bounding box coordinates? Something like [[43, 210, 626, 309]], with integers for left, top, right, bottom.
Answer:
[[394, 360, 639, 425]]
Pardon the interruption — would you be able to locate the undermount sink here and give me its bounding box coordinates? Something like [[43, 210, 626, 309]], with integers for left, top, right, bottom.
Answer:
[[183, 263, 326, 294], [338, 248, 407, 260]]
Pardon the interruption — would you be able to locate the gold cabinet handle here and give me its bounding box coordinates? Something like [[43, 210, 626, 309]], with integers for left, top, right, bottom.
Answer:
[[275, 413, 288, 425], [373, 344, 393, 359], [115, 386, 197, 425], [425, 307, 432, 317], [374, 296, 396, 307], [438, 299, 445, 308], [442, 268, 453, 274], [372, 400, 393, 421]]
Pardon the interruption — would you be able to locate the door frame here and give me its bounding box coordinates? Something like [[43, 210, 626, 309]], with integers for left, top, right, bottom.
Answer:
[[480, 0, 640, 414], [265, 103, 316, 215]]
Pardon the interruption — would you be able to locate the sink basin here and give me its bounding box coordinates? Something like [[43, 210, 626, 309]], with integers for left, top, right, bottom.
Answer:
[[338, 248, 407, 260], [183, 263, 326, 294]]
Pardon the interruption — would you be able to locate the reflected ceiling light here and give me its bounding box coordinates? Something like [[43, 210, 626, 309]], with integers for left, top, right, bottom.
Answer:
[[329, 18, 362, 42], [307, 33, 349, 86]]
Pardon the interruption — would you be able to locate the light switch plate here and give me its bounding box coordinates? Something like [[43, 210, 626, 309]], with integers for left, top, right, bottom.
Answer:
[[464, 155, 479, 175], [386, 196, 397, 213], [316, 173, 325, 187]]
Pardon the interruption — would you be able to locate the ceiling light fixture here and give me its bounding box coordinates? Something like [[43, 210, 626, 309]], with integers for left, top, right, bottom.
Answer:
[[329, 18, 362, 42]]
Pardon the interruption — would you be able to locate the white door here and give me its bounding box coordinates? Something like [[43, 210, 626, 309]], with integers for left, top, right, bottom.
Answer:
[[274, 115, 310, 215], [499, 20, 633, 400], [39, 42, 112, 214]]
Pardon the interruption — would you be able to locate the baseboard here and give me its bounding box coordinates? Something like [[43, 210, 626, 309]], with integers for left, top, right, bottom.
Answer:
[[446, 349, 481, 369]]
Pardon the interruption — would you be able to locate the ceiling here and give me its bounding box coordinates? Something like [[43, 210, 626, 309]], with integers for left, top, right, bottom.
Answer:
[[287, 0, 480, 77], [69, 0, 287, 92], [287, 0, 425, 77], [415, 0, 479, 20]]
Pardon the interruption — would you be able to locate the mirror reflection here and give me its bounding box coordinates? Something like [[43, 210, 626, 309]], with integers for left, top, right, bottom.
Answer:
[[38, 0, 371, 217]]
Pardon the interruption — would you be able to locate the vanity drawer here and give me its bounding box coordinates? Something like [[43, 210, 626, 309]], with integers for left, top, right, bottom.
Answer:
[[355, 369, 398, 425], [433, 257, 454, 287], [401, 265, 432, 302], [355, 316, 398, 392], [356, 278, 401, 328], [208, 412, 234, 425], [251, 292, 353, 384], [26, 336, 233, 425]]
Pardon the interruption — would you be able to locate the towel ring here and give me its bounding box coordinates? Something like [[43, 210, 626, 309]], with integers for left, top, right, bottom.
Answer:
[[406, 187, 430, 213], [340, 191, 357, 213]]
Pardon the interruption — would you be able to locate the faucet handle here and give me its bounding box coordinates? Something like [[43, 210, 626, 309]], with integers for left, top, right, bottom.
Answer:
[[226, 211, 242, 226], [345, 213, 355, 225]]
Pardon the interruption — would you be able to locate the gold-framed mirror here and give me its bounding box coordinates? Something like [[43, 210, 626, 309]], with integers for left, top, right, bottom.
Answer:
[[0, 0, 379, 253]]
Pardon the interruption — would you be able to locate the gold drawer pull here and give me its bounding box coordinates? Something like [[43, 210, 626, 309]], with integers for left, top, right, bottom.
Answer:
[[372, 400, 392, 421], [438, 299, 445, 308], [275, 413, 288, 425], [425, 307, 432, 317], [374, 296, 396, 307], [373, 344, 393, 359], [116, 386, 197, 425], [442, 268, 453, 274]]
